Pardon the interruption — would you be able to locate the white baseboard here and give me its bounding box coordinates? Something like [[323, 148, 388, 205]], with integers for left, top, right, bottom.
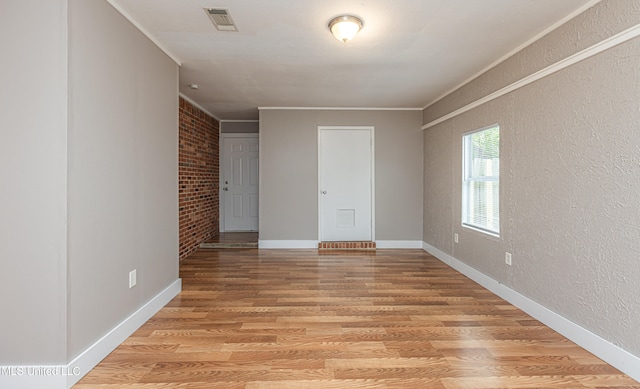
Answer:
[[66, 278, 182, 387], [258, 240, 424, 249], [258, 240, 318, 249], [376, 240, 423, 249], [422, 241, 640, 383], [0, 278, 182, 389]]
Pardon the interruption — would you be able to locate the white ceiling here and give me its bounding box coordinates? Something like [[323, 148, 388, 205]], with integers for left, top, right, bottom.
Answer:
[[110, 0, 594, 120]]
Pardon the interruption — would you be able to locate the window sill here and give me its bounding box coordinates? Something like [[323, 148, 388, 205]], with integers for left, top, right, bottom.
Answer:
[[461, 223, 500, 238]]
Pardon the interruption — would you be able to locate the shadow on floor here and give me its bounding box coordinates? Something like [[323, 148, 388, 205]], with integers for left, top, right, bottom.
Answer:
[[200, 232, 258, 249]]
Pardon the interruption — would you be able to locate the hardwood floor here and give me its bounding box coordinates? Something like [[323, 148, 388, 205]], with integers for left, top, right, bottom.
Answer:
[[200, 232, 259, 249], [75, 249, 639, 388], [204, 232, 258, 244]]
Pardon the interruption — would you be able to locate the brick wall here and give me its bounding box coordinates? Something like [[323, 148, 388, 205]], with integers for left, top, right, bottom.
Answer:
[[179, 97, 219, 260]]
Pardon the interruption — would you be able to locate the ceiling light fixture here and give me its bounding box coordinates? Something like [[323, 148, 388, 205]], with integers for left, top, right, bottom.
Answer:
[[328, 15, 363, 43]]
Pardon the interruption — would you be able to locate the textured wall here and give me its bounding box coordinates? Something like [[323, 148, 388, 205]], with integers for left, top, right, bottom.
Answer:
[[423, 0, 640, 356], [260, 109, 423, 241], [179, 97, 220, 260], [507, 40, 640, 351], [422, 120, 454, 256], [67, 0, 179, 359], [424, 0, 640, 124]]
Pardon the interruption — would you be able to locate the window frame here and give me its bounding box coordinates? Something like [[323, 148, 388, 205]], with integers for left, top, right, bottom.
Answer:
[[461, 124, 500, 236]]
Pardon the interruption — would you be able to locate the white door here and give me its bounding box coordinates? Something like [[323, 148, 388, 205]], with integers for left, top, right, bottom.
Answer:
[[319, 127, 373, 241], [221, 135, 259, 231]]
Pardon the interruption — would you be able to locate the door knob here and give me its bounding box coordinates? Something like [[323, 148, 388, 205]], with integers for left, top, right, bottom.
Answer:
[[223, 187, 228, 191], [322, 191, 327, 194]]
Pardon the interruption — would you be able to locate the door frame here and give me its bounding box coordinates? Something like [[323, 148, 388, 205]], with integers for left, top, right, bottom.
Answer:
[[219, 133, 259, 232], [317, 126, 375, 242]]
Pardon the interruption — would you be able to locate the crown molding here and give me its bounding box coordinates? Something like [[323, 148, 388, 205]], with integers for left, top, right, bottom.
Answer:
[[178, 94, 221, 121], [422, 0, 602, 111], [423, 21, 640, 130], [105, 0, 182, 65], [258, 107, 421, 111]]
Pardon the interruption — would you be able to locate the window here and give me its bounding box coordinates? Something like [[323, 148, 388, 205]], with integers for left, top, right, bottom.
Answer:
[[462, 124, 500, 235]]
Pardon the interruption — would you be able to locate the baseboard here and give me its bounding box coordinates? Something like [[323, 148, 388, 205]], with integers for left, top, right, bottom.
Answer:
[[258, 240, 318, 249], [422, 241, 640, 383], [258, 240, 424, 249], [0, 278, 182, 389], [376, 240, 423, 249], [66, 278, 182, 387]]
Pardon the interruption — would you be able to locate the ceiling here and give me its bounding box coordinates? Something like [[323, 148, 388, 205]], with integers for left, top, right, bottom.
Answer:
[[110, 0, 594, 121]]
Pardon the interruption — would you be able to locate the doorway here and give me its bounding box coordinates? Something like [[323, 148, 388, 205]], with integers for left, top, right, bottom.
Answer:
[[318, 126, 374, 242], [220, 134, 259, 232]]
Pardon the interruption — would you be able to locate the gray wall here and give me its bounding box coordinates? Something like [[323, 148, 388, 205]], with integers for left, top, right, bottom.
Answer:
[[0, 0, 179, 367], [423, 0, 640, 125], [260, 109, 423, 241], [0, 0, 69, 364], [67, 0, 179, 359], [221, 121, 259, 133], [423, 0, 640, 356]]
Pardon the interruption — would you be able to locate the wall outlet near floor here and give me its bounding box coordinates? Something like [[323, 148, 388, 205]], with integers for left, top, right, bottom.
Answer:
[[454, 233, 459, 243], [129, 269, 137, 288], [505, 252, 512, 266]]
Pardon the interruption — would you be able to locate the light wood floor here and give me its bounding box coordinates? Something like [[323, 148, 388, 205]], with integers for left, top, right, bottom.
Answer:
[[75, 249, 639, 388]]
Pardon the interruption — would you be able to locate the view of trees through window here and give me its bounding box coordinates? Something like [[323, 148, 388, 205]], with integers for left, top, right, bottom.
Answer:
[[462, 125, 500, 234]]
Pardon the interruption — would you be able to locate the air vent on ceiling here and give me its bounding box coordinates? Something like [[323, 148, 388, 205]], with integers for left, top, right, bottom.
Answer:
[[204, 8, 238, 31]]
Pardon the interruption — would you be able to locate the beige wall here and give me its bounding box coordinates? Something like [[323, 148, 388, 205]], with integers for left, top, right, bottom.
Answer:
[[67, 0, 179, 359], [0, 0, 69, 364], [260, 109, 423, 242], [423, 0, 640, 356]]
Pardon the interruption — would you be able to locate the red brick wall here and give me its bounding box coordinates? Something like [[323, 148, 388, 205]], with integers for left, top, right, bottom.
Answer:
[[179, 97, 219, 260]]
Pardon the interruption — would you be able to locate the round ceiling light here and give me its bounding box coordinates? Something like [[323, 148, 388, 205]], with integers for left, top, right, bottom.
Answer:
[[328, 15, 364, 43]]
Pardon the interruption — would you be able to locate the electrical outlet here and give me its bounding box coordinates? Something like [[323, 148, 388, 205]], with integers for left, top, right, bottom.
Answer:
[[129, 269, 137, 288], [505, 252, 512, 266], [454, 233, 458, 243]]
